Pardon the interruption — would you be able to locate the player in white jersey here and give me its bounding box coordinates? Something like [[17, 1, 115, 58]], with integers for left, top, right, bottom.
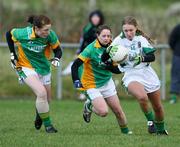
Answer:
[[111, 16, 168, 135]]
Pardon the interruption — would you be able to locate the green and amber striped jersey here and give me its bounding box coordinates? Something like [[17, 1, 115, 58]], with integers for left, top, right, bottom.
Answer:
[[11, 26, 60, 75], [78, 39, 112, 90]]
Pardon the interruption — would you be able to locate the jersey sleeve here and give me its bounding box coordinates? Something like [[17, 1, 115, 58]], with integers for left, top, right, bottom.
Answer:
[[78, 47, 91, 63], [141, 36, 156, 54], [10, 28, 21, 42], [48, 30, 60, 49]]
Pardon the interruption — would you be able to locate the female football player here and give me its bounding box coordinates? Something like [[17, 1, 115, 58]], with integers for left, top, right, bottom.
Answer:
[[71, 25, 132, 134], [6, 15, 62, 133], [109, 16, 168, 135]]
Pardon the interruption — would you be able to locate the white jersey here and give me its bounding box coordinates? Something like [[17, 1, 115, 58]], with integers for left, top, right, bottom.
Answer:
[[112, 34, 160, 93], [112, 34, 155, 72]]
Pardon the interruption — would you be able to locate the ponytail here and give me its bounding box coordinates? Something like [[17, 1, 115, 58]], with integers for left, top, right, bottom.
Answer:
[[26, 15, 51, 28], [136, 29, 154, 44], [27, 15, 35, 24]]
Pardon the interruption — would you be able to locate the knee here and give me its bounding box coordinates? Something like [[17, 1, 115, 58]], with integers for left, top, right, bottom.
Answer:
[[153, 104, 163, 113], [36, 88, 47, 100], [98, 109, 108, 117], [114, 111, 126, 121], [138, 95, 149, 105]]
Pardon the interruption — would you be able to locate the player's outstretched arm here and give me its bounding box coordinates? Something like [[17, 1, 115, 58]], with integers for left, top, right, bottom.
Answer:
[[6, 30, 18, 68], [6, 30, 17, 58], [51, 46, 62, 67], [71, 58, 83, 89]]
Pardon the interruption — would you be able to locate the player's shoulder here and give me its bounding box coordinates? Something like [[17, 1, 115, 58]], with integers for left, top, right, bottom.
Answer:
[[47, 29, 59, 41], [173, 24, 180, 31], [112, 33, 125, 46], [11, 26, 31, 38], [12, 26, 29, 33], [82, 40, 95, 53], [135, 35, 148, 42], [83, 23, 93, 33], [86, 40, 96, 50], [49, 29, 58, 37]]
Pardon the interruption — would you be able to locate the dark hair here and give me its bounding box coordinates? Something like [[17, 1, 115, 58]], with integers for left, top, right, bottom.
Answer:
[[89, 10, 104, 26], [27, 15, 51, 28], [96, 25, 111, 35], [122, 16, 154, 43]]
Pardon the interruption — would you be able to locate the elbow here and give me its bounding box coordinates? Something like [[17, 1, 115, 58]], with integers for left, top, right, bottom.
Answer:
[[71, 62, 75, 72], [152, 54, 155, 62]]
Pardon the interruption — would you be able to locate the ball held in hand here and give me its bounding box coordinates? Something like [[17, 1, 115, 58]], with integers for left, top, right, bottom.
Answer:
[[109, 45, 129, 63]]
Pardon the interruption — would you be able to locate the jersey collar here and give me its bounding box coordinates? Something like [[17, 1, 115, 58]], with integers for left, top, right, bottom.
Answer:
[[94, 39, 101, 48], [30, 27, 36, 39]]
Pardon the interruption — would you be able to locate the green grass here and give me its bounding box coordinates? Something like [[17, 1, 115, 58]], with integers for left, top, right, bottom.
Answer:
[[0, 99, 180, 147]]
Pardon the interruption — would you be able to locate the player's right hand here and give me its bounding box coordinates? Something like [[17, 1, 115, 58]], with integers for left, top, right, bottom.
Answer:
[[51, 57, 60, 67], [10, 52, 17, 69], [74, 80, 83, 89], [133, 55, 143, 67], [106, 45, 113, 53], [128, 52, 138, 61]]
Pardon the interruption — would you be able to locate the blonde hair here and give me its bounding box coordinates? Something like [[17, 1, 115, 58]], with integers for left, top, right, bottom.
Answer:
[[122, 16, 154, 44]]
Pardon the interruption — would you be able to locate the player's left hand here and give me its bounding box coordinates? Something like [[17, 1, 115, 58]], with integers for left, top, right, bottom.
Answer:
[[106, 45, 113, 53], [73, 80, 83, 89], [51, 57, 60, 67], [10, 52, 18, 69], [133, 55, 143, 67]]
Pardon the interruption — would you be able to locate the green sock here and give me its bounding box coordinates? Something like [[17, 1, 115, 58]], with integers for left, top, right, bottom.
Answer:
[[120, 125, 129, 134], [155, 120, 165, 133], [170, 93, 177, 101], [39, 112, 52, 127], [144, 111, 154, 121]]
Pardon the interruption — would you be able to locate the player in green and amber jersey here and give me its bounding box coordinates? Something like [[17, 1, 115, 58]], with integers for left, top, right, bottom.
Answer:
[[6, 15, 62, 133], [77, 39, 112, 90], [10, 25, 60, 75], [71, 25, 132, 134]]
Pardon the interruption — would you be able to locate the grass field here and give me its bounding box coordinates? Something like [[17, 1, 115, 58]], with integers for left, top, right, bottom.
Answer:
[[0, 99, 180, 147]]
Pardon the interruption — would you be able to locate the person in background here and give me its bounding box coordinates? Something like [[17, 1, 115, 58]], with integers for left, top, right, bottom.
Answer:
[[62, 10, 104, 100], [76, 9, 104, 54], [168, 24, 180, 104], [71, 25, 132, 134], [108, 16, 168, 135], [6, 15, 62, 133], [62, 9, 104, 76]]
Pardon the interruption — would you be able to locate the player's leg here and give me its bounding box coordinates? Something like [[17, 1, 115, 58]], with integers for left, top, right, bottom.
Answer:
[[24, 75, 57, 133], [34, 84, 51, 130], [128, 81, 156, 133], [83, 89, 108, 123], [92, 97, 108, 117], [34, 73, 52, 130], [83, 97, 108, 123], [106, 94, 132, 134], [169, 55, 180, 104], [148, 90, 168, 135]]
